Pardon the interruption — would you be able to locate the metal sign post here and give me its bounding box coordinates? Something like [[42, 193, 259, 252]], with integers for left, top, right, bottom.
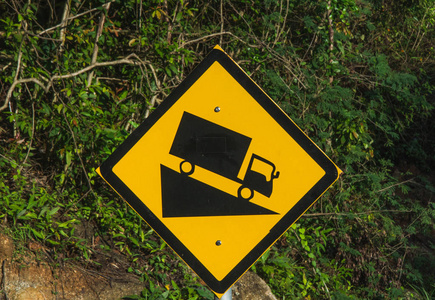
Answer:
[[215, 287, 232, 300]]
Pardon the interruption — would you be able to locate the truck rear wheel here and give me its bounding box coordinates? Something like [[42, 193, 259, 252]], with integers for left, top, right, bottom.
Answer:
[[180, 160, 195, 175], [238, 186, 254, 201]]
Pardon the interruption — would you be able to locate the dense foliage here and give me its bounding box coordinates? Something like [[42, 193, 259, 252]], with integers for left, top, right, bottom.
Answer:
[[1, 0, 434, 299]]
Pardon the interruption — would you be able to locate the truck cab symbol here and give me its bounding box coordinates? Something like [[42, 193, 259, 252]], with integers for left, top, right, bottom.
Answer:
[[238, 154, 280, 201], [170, 112, 280, 201]]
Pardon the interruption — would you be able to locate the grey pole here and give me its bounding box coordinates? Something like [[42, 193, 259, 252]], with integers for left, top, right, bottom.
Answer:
[[214, 287, 232, 300]]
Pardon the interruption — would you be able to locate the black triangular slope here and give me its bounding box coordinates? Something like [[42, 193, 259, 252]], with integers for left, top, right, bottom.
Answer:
[[161, 165, 277, 217]]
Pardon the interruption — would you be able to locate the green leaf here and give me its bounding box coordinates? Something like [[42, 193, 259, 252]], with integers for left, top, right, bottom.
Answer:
[[65, 151, 72, 169], [31, 229, 45, 239], [48, 207, 60, 216], [56, 104, 64, 114]]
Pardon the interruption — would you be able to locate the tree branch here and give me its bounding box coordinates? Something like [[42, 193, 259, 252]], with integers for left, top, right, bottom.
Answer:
[[37, 1, 115, 37], [327, 0, 334, 84], [376, 178, 416, 193], [273, 0, 289, 46], [180, 31, 242, 48], [58, 95, 93, 192], [220, 0, 224, 45], [302, 209, 413, 218], [87, 2, 111, 87], [1, 22, 30, 114], [144, 63, 162, 119], [18, 102, 35, 172], [59, 0, 71, 51], [1, 54, 146, 112], [49, 55, 143, 87]]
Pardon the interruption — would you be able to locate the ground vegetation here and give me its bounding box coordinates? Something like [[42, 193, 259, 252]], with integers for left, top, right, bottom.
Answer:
[[1, 0, 434, 299]]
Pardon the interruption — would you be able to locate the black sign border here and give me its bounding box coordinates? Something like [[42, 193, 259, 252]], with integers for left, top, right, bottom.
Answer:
[[99, 47, 340, 294]]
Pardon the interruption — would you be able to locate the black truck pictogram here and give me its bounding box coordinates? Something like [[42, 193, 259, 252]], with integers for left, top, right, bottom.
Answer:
[[169, 112, 280, 201]]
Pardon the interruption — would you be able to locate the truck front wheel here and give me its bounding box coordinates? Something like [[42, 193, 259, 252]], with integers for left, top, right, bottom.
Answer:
[[238, 186, 254, 201], [180, 161, 195, 175]]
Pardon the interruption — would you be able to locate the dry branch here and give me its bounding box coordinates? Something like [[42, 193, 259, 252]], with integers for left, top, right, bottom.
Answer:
[[302, 209, 413, 218], [87, 2, 111, 87], [1, 54, 146, 112], [59, 0, 71, 50], [37, 1, 115, 37], [179, 31, 255, 48], [327, 0, 335, 84]]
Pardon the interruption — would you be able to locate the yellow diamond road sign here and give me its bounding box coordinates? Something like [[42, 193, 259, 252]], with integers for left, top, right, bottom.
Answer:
[[97, 45, 341, 296]]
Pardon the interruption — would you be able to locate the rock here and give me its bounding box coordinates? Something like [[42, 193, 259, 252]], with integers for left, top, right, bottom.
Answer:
[[14, 287, 47, 300], [0, 233, 144, 300], [0, 233, 14, 261], [2, 260, 54, 300], [1, 261, 145, 300], [233, 271, 277, 300], [0, 231, 277, 300], [53, 265, 144, 299]]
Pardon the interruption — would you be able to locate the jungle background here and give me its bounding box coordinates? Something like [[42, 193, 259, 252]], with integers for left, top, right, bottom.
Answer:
[[0, 0, 434, 299]]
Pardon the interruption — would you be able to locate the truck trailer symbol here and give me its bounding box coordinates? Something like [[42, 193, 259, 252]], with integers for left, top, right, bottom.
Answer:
[[169, 112, 280, 201]]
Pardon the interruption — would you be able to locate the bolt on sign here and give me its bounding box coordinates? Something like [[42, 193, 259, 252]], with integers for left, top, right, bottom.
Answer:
[[97, 45, 342, 297]]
